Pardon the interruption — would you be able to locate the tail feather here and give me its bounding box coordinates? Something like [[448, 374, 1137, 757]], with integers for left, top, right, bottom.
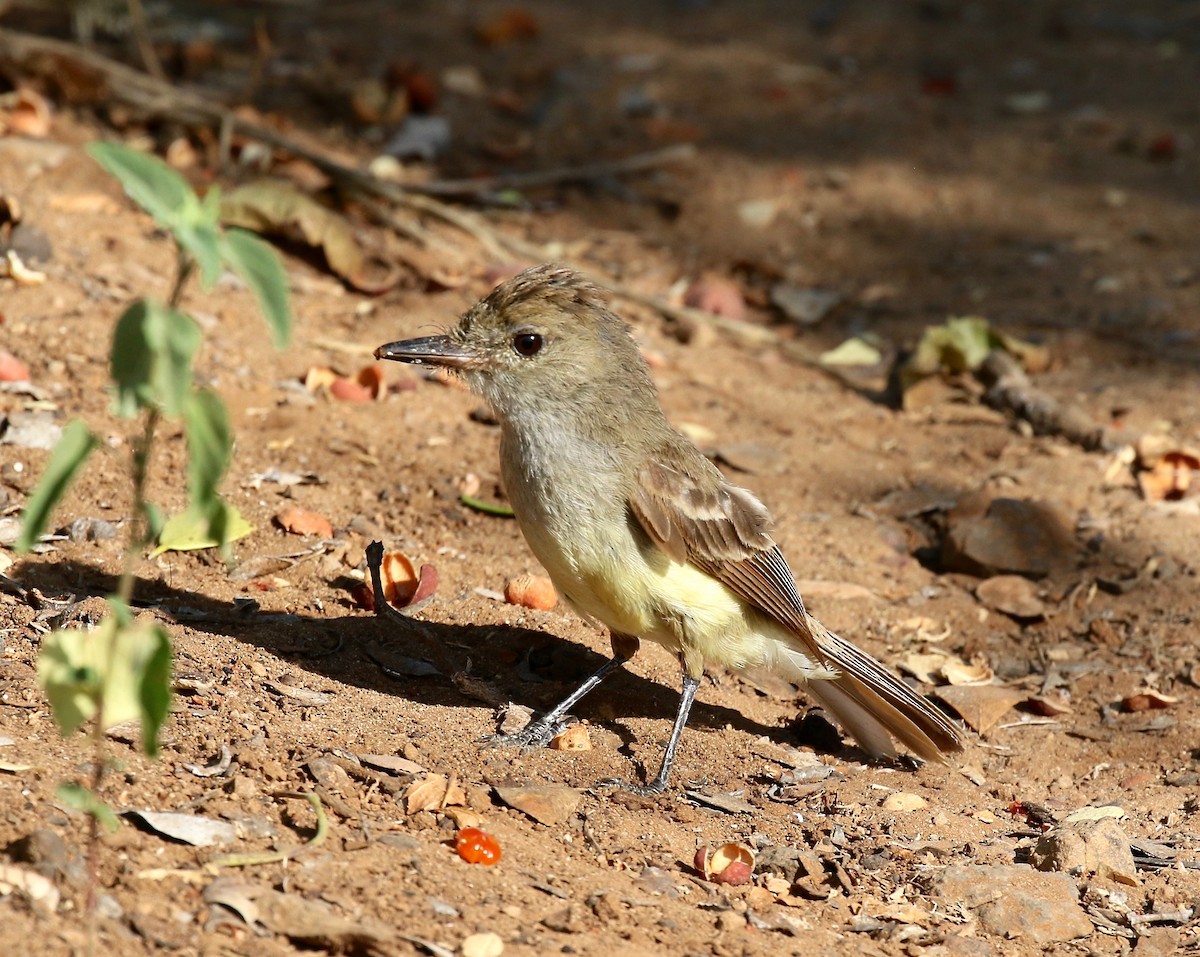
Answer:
[[786, 616, 963, 762]]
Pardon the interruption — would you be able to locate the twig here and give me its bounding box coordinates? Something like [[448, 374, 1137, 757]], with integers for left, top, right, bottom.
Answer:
[[0, 28, 777, 348], [978, 350, 1133, 451], [124, 0, 165, 82], [407, 143, 696, 197]]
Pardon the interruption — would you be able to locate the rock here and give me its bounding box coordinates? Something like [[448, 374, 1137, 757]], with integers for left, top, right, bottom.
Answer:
[[1029, 819, 1139, 886], [881, 792, 927, 811], [770, 285, 842, 326], [929, 864, 1093, 945], [942, 496, 1076, 578], [493, 784, 582, 826], [975, 575, 1046, 619]]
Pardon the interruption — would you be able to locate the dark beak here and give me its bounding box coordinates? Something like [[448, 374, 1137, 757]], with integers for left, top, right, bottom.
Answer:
[[374, 335, 479, 369]]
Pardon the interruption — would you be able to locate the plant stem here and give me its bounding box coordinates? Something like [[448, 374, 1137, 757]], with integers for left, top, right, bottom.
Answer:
[[114, 408, 159, 609], [168, 254, 194, 310]]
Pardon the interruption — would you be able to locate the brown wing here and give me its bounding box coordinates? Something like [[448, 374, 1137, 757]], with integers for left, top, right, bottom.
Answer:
[[630, 441, 963, 761], [630, 443, 825, 661]]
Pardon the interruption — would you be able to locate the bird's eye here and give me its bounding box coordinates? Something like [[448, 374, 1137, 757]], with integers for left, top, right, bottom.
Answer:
[[512, 332, 544, 357]]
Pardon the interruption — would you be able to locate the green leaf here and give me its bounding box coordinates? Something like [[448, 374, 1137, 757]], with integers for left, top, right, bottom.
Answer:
[[57, 783, 120, 832], [87, 142, 221, 290], [818, 336, 884, 368], [134, 622, 172, 757], [218, 228, 292, 349], [37, 625, 105, 738], [183, 389, 232, 511], [15, 420, 98, 553], [111, 300, 202, 417], [906, 316, 1000, 383], [37, 612, 174, 755], [88, 141, 193, 233], [150, 503, 253, 557]]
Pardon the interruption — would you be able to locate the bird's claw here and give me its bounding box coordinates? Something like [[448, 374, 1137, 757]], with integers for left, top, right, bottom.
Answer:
[[483, 718, 571, 752], [596, 777, 668, 797]]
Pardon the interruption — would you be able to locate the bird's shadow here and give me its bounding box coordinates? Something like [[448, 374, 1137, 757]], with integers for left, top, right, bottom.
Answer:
[[13, 558, 844, 765]]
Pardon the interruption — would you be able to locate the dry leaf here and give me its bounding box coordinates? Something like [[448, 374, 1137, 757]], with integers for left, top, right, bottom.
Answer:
[[1024, 694, 1073, 716], [443, 806, 484, 830], [976, 575, 1047, 619], [275, 507, 334, 538], [941, 660, 995, 685], [404, 774, 467, 815], [934, 684, 1023, 733], [221, 179, 399, 293], [900, 652, 950, 684]]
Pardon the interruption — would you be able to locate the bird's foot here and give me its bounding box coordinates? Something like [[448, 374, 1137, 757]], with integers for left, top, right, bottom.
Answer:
[[596, 776, 668, 797], [483, 717, 572, 752]]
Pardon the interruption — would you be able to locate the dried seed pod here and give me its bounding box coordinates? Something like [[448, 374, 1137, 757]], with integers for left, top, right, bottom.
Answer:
[[694, 842, 754, 886], [504, 574, 557, 610]]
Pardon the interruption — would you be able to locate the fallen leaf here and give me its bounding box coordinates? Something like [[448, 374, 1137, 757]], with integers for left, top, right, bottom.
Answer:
[[150, 506, 254, 556], [818, 336, 884, 368], [275, 507, 334, 538], [127, 810, 237, 847], [900, 652, 950, 684], [941, 660, 995, 686], [976, 575, 1047, 619], [934, 684, 1023, 733], [221, 179, 398, 293], [1063, 805, 1125, 823], [404, 774, 467, 815], [358, 753, 426, 775], [1023, 694, 1073, 716]]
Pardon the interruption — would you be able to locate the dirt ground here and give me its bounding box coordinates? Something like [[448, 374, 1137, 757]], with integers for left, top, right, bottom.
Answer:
[[1, 2, 1199, 955]]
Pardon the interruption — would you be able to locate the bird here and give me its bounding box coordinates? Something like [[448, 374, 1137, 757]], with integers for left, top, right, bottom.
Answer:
[[375, 264, 962, 792]]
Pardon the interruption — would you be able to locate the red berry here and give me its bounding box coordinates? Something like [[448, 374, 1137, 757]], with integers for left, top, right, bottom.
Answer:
[[455, 827, 501, 865]]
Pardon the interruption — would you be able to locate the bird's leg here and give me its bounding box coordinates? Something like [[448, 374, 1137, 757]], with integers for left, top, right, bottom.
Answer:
[[604, 672, 701, 795], [488, 634, 639, 751]]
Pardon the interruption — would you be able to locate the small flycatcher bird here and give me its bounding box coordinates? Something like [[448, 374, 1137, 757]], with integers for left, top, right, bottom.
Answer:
[[376, 264, 962, 791]]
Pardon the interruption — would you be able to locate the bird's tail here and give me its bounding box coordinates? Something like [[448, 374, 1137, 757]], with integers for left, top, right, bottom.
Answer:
[[783, 616, 963, 763]]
